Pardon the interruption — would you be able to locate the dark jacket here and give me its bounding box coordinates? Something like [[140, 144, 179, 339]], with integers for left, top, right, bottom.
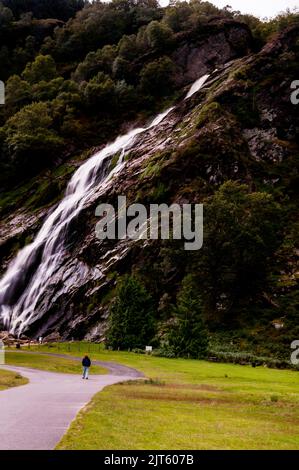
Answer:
[[82, 356, 91, 367]]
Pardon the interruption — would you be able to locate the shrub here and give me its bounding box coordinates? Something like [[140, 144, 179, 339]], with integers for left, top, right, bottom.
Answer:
[[196, 101, 223, 128], [152, 346, 176, 358], [132, 348, 145, 354]]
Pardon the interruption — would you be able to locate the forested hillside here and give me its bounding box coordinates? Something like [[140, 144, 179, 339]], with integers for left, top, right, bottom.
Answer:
[[0, 1, 298, 365]]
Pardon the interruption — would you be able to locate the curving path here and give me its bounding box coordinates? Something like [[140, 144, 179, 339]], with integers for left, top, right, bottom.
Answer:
[[0, 357, 143, 450]]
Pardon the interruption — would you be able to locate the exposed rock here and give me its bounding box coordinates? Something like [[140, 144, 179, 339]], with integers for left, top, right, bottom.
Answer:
[[172, 20, 253, 85]]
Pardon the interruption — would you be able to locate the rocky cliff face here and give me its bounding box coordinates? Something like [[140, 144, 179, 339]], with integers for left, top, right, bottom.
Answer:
[[0, 23, 298, 349], [172, 19, 253, 85]]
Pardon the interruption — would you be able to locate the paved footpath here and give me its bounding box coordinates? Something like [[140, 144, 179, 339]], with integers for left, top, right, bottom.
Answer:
[[0, 357, 143, 450]]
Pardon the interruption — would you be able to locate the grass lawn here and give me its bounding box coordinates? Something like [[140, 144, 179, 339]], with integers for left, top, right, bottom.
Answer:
[[0, 369, 28, 391], [5, 351, 107, 375], [29, 342, 299, 450]]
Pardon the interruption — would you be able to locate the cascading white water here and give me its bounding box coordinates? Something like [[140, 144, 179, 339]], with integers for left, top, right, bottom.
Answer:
[[0, 74, 209, 336], [184, 74, 210, 99], [0, 107, 174, 336]]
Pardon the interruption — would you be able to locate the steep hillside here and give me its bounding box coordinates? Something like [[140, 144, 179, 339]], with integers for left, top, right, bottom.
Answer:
[[0, 1, 298, 363]]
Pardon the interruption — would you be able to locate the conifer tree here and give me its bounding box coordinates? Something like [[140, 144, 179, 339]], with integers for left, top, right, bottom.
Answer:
[[168, 275, 209, 359], [107, 275, 155, 350]]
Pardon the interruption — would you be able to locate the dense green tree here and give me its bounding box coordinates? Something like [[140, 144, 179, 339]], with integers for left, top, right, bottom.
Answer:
[[83, 72, 116, 110], [3, 101, 64, 177], [167, 274, 209, 359], [4, 75, 32, 117], [145, 20, 174, 51], [49, 2, 129, 61], [140, 56, 175, 96], [163, 1, 192, 32], [22, 55, 58, 84], [73, 45, 118, 82], [193, 182, 282, 323], [107, 275, 156, 350], [31, 77, 65, 102], [112, 56, 132, 81], [118, 34, 138, 60]]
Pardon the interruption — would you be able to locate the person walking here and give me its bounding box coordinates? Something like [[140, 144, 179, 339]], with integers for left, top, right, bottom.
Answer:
[[82, 355, 91, 380]]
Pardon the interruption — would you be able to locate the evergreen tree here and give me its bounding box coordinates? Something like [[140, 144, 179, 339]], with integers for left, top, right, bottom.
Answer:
[[107, 275, 155, 350], [168, 275, 209, 359], [22, 55, 57, 84]]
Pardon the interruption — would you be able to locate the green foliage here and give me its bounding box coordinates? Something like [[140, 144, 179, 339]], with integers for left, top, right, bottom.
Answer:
[[145, 20, 174, 51], [167, 275, 209, 359], [196, 101, 223, 128], [22, 55, 58, 84], [3, 101, 63, 178], [118, 34, 139, 60], [255, 9, 299, 42], [0, 0, 297, 190], [73, 45, 118, 82], [140, 56, 175, 97], [193, 182, 282, 323], [207, 350, 292, 369], [163, 2, 193, 33], [4, 75, 32, 116], [107, 275, 156, 350], [83, 72, 115, 110], [47, 1, 161, 61]]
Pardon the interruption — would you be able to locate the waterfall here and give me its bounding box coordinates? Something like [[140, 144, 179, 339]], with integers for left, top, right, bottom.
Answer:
[[0, 74, 209, 337], [184, 74, 210, 99], [0, 108, 174, 336]]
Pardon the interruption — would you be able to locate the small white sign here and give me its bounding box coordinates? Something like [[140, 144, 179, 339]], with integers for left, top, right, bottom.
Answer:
[[145, 346, 152, 353]]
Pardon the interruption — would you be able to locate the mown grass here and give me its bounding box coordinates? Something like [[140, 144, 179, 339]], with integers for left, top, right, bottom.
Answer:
[[0, 369, 28, 391], [31, 342, 299, 450], [5, 351, 107, 375]]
